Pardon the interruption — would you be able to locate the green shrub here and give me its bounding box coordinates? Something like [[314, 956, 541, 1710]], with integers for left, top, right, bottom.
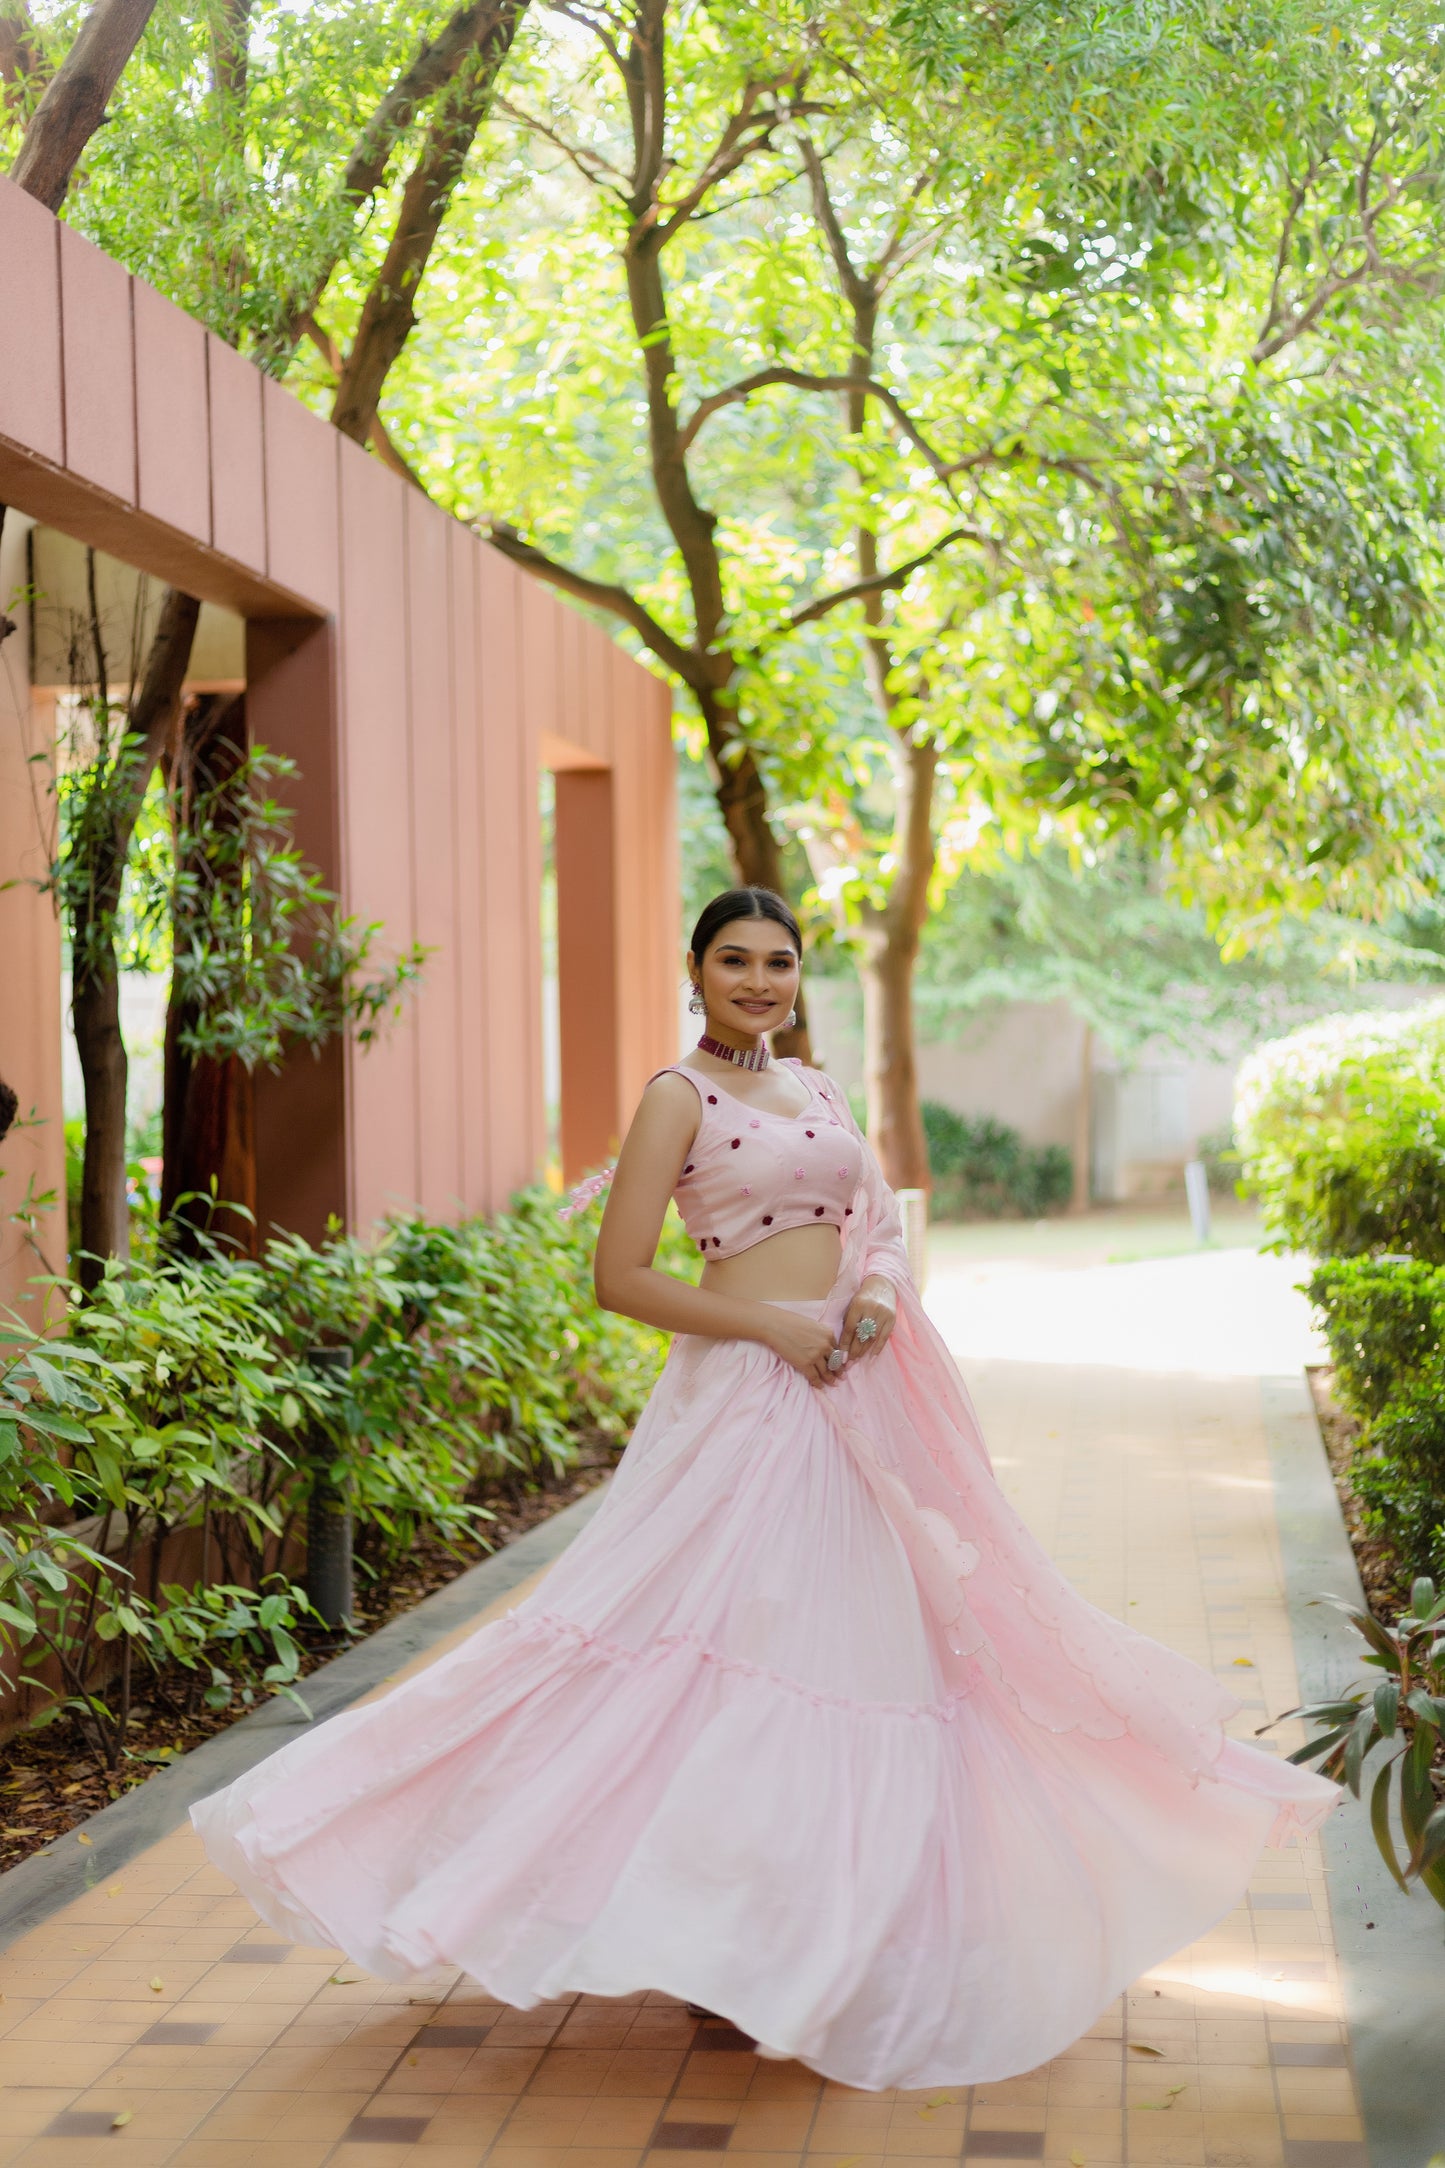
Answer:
[[1235, 1003, 1445, 1259], [1351, 1406, 1445, 1585], [1305, 1255, 1445, 1579], [923, 1101, 1072, 1219], [1, 1180, 678, 1767], [1306, 1257, 1445, 1421]]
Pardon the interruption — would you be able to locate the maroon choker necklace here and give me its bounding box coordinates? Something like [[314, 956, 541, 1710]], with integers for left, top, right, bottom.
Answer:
[[697, 1031, 770, 1072]]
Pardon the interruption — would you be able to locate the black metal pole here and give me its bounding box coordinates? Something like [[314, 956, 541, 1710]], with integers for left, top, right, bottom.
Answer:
[[303, 1346, 354, 1629]]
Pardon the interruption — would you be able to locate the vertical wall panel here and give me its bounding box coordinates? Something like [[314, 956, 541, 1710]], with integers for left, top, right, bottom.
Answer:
[[406, 491, 464, 1217], [555, 769, 620, 1179], [609, 641, 645, 1118], [337, 441, 418, 1226], [0, 174, 680, 1251], [133, 283, 210, 540], [262, 378, 341, 613], [207, 336, 266, 573], [450, 523, 489, 1213], [654, 676, 681, 1074], [0, 507, 65, 1323], [514, 571, 549, 1178], [0, 179, 62, 463], [248, 617, 348, 1244], [59, 228, 135, 505], [477, 549, 532, 1204]]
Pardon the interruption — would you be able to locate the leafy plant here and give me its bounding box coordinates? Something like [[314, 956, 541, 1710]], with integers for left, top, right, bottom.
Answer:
[[2, 1179, 682, 1770], [922, 1102, 1072, 1220], [1306, 1257, 1445, 1423], [1235, 1003, 1445, 1259], [1268, 1577, 1445, 1910]]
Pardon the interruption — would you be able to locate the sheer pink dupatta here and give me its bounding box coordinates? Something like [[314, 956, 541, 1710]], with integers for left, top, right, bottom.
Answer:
[[810, 1072, 1330, 1835]]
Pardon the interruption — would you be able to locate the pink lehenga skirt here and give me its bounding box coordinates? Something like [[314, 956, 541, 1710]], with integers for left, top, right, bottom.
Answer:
[[191, 1269, 1337, 2091]]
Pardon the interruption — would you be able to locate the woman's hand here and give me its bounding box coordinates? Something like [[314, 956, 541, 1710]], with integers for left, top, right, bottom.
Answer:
[[760, 1309, 846, 1388], [840, 1277, 897, 1365]]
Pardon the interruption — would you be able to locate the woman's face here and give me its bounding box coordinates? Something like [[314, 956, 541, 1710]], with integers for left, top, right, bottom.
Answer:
[[690, 918, 800, 1038]]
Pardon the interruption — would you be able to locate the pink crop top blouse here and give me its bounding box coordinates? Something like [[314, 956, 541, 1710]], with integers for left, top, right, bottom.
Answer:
[[655, 1060, 867, 1260]]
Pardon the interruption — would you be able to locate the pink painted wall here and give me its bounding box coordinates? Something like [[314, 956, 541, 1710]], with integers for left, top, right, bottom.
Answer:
[[0, 173, 676, 1313]]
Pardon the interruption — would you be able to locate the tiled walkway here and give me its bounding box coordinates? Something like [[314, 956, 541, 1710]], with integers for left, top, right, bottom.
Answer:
[[0, 1237, 1364, 2167]]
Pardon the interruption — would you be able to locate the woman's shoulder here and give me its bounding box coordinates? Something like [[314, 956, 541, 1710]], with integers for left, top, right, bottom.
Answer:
[[781, 1058, 851, 1113]]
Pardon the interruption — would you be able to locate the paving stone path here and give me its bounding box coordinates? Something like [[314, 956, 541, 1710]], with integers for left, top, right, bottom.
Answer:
[[0, 1238, 1365, 2167]]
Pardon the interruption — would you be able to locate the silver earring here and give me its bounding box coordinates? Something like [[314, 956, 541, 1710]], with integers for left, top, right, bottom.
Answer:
[[688, 986, 706, 1015], [785, 1008, 797, 1028]]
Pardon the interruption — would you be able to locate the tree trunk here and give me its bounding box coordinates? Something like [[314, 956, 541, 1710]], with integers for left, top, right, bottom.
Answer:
[[161, 1030, 257, 1257], [1071, 1022, 1093, 1213], [160, 691, 258, 1256], [858, 729, 938, 1191], [7, 0, 155, 212], [68, 586, 200, 1285], [331, 1, 526, 446], [72, 918, 130, 1287]]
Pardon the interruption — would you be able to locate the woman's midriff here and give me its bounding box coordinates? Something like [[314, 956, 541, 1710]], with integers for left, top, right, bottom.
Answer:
[[699, 1223, 843, 1301]]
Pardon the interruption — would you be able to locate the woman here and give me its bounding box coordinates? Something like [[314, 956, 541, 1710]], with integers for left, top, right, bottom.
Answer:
[[193, 885, 1337, 2090]]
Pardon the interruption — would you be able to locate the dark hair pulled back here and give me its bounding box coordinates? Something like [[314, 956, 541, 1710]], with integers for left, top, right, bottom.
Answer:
[[689, 886, 802, 964]]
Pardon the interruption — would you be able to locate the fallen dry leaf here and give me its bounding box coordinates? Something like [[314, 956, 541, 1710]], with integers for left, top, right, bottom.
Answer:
[[148, 1977, 164, 1993], [327, 1974, 361, 1987], [1232, 1657, 1254, 1667], [76, 1830, 93, 1845], [1128, 2043, 1164, 2056], [1070, 2153, 1086, 2167], [111, 2111, 133, 2130]]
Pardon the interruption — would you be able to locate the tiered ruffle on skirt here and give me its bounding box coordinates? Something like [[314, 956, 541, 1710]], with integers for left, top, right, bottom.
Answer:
[[192, 1275, 1337, 2090]]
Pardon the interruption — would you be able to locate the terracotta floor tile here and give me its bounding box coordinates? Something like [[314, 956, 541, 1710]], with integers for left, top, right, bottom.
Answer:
[[527, 2050, 622, 2096], [600, 2051, 688, 2093], [1122, 2108, 1207, 2165], [964, 2108, 1047, 2133], [674, 2069, 753, 2103], [554, 2152, 646, 2168], [503, 2101, 597, 2144], [809, 2105, 893, 2151], [1273, 2071, 1355, 2115], [741, 2069, 822, 2103], [1197, 2065, 1280, 2111], [1198, 2111, 1286, 2166], [162, 2145, 335, 2167], [728, 2102, 814, 2149], [26, 2140, 185, 2168], [570, 2102, 666, 2146], [1279, 2113, 1366, 2142], [1038, 2068, 1119, 2108]]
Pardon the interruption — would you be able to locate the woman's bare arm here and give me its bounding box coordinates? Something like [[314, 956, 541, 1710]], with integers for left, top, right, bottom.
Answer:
[[592, 1076, 779, 1344]]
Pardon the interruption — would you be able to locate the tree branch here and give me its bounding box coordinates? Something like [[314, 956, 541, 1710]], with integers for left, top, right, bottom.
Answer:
[[332, 6, 526, 446], [266, 0, 532, 368], [341, 0, 514, 204], [676, 365, 957, 493], [0, 6, 47, 108], [8, 0, 155, 212], [483, 522, 700, 682], [651, 74, 819, 244], [492, 91, 631, 195], [784, 526, 992, 634]]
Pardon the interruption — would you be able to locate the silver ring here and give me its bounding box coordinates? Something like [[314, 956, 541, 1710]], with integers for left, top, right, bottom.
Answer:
[[855, 1317, 878, 1342], [826, 1348, 847, 1372]]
